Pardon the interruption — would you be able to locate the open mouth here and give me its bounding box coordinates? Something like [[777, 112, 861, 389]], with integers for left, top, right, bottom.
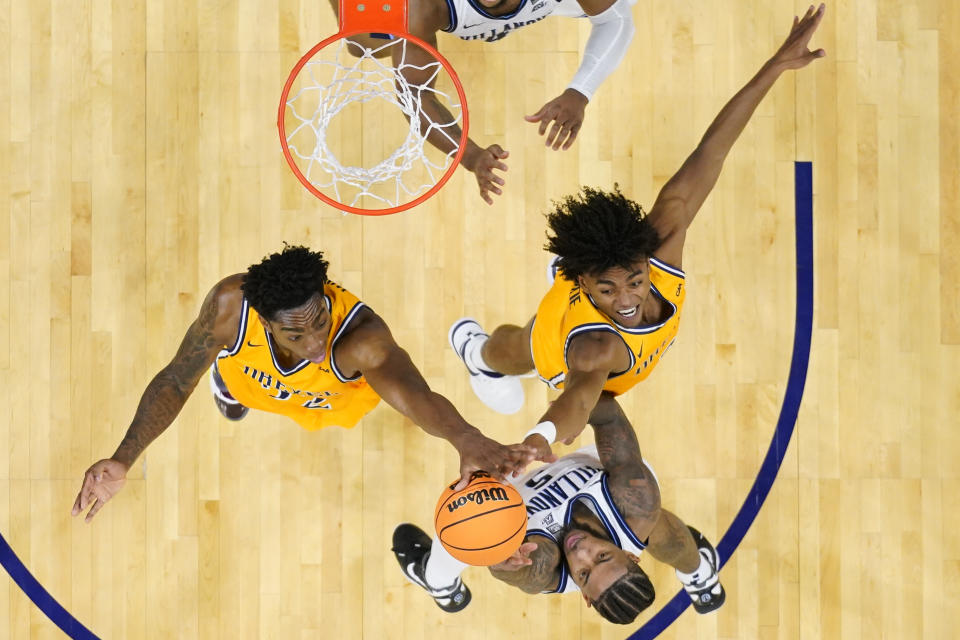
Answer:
[[565, 532, 585, 551], [307, 352, 326, 364], [616, 305, 638, 320]]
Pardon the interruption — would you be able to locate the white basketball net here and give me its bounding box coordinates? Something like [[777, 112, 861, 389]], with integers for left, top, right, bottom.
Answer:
[[283, 37, 464, 209]]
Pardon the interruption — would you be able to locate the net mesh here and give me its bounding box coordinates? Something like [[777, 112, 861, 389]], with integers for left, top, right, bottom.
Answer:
[[283, 36, 465, 210]]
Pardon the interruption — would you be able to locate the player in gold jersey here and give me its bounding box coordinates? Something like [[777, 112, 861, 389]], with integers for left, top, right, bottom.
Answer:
[[72, 246, 536, 522], [451, 5, 827, 459]]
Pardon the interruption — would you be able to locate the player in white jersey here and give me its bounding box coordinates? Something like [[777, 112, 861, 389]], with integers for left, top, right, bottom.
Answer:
[[391, 394, 726, 623], [325, 0, 636, 204]]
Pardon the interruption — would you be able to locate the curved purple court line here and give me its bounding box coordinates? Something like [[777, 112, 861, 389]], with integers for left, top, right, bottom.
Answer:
[[0, 531, 99, 639], [627, 161, 814, 639]]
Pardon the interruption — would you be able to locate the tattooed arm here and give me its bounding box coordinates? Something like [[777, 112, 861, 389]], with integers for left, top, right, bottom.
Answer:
[[488, 535, 563, 594], [588, 394, 662, 538], [71, 275, 244, 522]]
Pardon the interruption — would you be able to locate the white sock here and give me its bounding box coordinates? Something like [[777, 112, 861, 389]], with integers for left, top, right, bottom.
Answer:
[[676, 553, 714, 586], [425, 536, 469, 592], [463, 333, 498, 375]]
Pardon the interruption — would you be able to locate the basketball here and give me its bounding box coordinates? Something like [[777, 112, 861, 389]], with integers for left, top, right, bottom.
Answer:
[[434, 471, 527, 566]]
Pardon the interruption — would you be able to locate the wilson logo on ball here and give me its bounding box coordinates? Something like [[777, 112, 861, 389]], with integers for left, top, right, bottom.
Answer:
[[435, 473, 527, 566], [446, 486, 510, 513]]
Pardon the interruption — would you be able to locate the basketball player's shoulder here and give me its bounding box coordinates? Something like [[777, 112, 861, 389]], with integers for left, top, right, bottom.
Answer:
[[328, 305, 389, 368], [202, 274, 246, 345], [206, 274, 244, 313], [566, 327, 627, 371]]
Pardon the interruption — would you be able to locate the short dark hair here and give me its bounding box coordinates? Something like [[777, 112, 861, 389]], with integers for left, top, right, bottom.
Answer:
[[544, 185, 660, 281], [591, 563, 656, 625], [241, 245, 330, 320]]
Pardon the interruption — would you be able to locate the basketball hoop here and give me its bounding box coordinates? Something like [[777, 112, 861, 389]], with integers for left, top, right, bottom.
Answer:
[[278, 0, 469, 216]]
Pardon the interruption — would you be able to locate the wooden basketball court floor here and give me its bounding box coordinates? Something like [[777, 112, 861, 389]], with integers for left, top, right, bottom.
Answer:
[[1, 0, 958, 638]]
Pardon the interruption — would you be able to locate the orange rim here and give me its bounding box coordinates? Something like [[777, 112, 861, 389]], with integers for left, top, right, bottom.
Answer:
[[278, 30, 470, 216]]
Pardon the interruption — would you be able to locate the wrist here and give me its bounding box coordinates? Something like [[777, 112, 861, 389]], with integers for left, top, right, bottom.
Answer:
[[108, 454, 133, 472], [761, 58, 787, 79], [460, 142, 483, 172], [562, 87, 590, 105], [110, 441, 138, 469], [523, 433, 550, 451], [524, 421, 557, 446]]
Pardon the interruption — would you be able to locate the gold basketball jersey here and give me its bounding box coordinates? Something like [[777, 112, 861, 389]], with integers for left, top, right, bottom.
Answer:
[[215, 282, 381, 430], [530, 257, 686, 396]]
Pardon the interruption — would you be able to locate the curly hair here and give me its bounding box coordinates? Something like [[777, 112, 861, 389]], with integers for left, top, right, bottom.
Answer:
[[544, 185, 660, 281], [241, 245, 330, 320], [591, 563, 656, 625]]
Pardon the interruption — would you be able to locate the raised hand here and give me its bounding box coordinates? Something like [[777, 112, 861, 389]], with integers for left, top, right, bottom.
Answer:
[[455, 432, 535, 490], [525, 89, 589, 151], [519, 432, 558, 471], [463, 144, 509, 205], [772, 4, 827, 71], [71, 459, 129, 523]]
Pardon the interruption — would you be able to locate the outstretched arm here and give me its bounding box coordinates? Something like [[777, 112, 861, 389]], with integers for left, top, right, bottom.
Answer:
[[647, 4, 827, 267], [72, 277, 242, 522], [522, 331, 630, 459], [527, 0, 635, 150], [588, 394, 661, 536], [338, 311, 535, 488], [394, 30, 509, 205]]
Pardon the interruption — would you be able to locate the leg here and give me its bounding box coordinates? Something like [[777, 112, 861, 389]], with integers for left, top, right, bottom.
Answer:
[[392, 524, 472, 612], [448, 316, 531, 414], [643, 508, 700, 572], [645, 508, 726, 614], [481, 316, 536, 375]]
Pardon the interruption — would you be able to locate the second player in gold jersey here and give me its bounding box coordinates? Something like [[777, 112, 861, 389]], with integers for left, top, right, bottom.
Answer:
[[530, 256, 686, 396], [447, 0, 819, 461]]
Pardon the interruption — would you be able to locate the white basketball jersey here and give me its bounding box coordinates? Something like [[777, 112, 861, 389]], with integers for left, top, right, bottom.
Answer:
[[441, 0, 586, 43], [508, 446, 655, 594]]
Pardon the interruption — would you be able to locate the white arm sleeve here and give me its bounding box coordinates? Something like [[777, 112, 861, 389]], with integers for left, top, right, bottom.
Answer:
[[567, 0, 636, 101]]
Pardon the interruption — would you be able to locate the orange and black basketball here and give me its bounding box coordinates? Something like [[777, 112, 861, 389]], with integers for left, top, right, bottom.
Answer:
[[434, 471, 527, 566]]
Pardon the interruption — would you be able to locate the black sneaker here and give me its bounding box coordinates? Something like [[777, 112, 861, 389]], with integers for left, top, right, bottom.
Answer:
[[209, 365, 249, 421], [680, 526, 726, 614], [391, 523, 471, 613]]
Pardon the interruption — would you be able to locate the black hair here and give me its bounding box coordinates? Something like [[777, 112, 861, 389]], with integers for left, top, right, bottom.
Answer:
[[591, 563, 656, 625], [544, 185, 660, 281], [241, 245, 330, 320]]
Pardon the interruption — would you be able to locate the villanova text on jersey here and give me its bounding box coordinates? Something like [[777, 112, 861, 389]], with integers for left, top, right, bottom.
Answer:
[[523, 461, 604, 516], [459, 14, 551, 42]]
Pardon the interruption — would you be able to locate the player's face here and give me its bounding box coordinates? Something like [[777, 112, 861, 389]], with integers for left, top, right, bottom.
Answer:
[[578, 259, 652, 329], [262, 293, 332, 364], [561, 527, 637, 601]]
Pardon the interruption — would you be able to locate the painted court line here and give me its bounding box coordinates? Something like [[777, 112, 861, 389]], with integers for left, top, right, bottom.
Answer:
[[627, 161, 815, 639]]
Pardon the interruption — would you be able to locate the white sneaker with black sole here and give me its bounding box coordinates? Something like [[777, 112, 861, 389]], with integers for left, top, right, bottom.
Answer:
[[679, 526, 726, 614], [448, 318, 524, 415], [392, 524, 471, 613]]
